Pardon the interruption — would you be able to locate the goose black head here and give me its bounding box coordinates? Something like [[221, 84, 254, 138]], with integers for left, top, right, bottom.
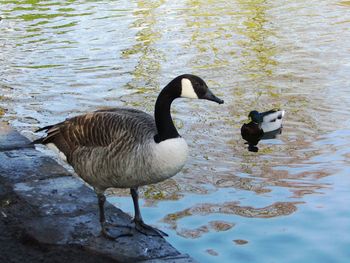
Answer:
[[248, 110, 263, 123], [174, 74, 224, 104]]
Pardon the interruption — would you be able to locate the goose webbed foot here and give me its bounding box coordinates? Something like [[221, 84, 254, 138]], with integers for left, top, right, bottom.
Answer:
[[133, 219, 168, 237], [100, 221, 133, 240], [130, 187, 168, 237], [97, 192, 133, 239]]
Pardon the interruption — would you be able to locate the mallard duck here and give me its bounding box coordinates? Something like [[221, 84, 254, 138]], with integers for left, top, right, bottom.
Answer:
[[241, 109, 285, 152]]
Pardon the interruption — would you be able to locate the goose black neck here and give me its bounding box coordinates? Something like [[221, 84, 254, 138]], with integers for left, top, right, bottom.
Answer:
[[154, 84, 180, 143]]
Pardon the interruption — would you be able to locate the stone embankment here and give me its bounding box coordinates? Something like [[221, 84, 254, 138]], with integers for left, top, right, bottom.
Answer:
[[0, 122, 195, 263]]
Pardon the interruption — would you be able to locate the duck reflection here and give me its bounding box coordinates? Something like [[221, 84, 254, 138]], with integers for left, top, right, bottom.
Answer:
[[241, 109, 284, 152]]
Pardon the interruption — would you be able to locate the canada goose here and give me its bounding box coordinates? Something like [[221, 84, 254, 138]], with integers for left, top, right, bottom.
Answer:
[[241, 109, 284, 152], [32, 74, 224, 239]]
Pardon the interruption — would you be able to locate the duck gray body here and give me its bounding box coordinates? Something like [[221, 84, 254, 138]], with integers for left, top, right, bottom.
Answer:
[[33, 74, 223, 238]]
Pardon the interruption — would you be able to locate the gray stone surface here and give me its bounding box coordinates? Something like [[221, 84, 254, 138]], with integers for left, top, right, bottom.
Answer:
[[0, 122, 196, 263], [0, 122, 33, 151]]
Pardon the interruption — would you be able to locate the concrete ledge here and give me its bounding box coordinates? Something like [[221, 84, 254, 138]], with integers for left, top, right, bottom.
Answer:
[[0, 122, 196, 263]]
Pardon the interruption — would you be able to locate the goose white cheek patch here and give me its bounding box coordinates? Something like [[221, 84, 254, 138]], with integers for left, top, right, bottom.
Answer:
[[181, 78, 198, 99]]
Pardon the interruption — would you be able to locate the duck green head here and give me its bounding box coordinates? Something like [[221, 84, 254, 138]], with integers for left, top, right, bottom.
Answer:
[[248, 110, 263, 123]]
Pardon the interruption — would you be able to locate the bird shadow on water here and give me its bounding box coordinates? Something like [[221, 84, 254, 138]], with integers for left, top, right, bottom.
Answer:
[[246, 127, 283, 152]]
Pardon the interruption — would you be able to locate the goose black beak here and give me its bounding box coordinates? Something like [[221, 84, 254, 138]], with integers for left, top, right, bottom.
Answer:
[[203, 89, 224, 104]]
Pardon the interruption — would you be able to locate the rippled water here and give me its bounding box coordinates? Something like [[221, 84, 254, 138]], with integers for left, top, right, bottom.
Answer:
[[1, 0, 350, 262]]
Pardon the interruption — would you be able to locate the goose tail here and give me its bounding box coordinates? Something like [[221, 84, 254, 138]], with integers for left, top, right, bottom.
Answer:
[[31, 124, 58, 145], [31, 137, 44, 145], [35, 125, 54, 133]]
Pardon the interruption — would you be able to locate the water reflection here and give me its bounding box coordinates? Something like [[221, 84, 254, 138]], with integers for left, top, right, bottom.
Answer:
[[183, 0, 238, 71], [164, 201, 299, 226], [1, 0, 136, 129], [2, 1, 87, 39], [121, 0, 165, 100], [236, 0, 277, 82], [230, 0, 281, 120]]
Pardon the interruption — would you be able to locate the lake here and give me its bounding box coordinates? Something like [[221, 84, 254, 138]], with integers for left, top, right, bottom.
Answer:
[[1, 0, 350, 262]]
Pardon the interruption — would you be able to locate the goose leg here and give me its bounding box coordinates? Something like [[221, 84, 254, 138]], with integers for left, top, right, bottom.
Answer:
[[97, 193, 132, 239], [130, 187, 168, 237]]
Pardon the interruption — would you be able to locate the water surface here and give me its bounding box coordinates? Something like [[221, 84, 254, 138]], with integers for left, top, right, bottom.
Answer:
[[1, 0, 350, 262]]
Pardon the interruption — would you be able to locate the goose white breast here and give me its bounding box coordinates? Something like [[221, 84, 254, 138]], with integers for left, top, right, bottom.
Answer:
[[150, 137, 188, 183]]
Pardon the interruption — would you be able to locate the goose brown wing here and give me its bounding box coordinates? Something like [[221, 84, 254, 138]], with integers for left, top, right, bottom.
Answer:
[[34, 108, 156, 163]]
